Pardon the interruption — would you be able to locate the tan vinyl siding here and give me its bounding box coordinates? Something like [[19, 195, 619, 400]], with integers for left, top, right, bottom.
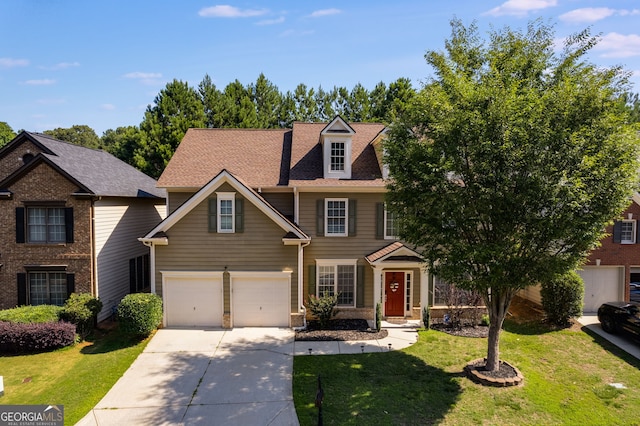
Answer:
[[94, 198, 166, 321], [167, 191, 196, 215], [261, 192, 294, 219], [155, 187, 298, 312], [299, 192, 388, 308]]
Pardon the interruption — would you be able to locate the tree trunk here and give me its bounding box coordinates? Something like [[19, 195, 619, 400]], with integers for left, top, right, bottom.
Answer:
[[484, 288, 513, 372]]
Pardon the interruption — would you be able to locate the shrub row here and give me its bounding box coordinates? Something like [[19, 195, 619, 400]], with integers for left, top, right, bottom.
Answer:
[[60, 293, 103, 339], [0, 305, 63, 324], [0, 321, 76, 353]]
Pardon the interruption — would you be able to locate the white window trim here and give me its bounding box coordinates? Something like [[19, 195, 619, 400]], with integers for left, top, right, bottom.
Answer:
[[323, 137, 352, 179], [384, 206, 399, 240], [325, 198, 348, 237], [621, 219, 636, 244], [316, 259, 358, 308], [216, 192, 235, 233]]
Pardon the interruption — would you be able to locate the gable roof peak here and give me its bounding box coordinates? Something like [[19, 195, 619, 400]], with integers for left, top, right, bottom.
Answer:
[[321, 115, 356, 135]]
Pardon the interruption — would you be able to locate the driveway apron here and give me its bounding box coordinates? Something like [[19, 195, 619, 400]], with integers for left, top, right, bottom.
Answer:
[[77, 328, 299, 426]]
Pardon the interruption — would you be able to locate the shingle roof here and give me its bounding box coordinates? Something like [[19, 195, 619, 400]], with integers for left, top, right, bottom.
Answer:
[[157, 128, 291, 189], [3, 132, 165, 198], [156, 121, 387, 189]]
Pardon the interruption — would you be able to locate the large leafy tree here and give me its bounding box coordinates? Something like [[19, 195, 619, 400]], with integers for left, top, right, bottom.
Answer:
[[101, 126, 142, 166], [0, 121, 16, 148], [136, 79, 205, 177], [44, 125, 100, 149], [385, 20, 640, 372]]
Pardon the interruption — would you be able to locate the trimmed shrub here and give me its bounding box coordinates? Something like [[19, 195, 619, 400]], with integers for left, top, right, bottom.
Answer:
[[307, 292, 339, 329], [540, 271, 584, 326], [0, 305, 63, 324], [0, 321, 76, 353], [60, 293, 103, 339], [480, 314, 490, 326], [117, 293, 162, 337], [376, 302, 382, 332], [422, 305, 430, 329]]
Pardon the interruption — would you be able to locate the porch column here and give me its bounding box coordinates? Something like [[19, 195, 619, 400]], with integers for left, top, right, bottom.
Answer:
[[373, 265, 383, 318], [420, 266, 429, 321]]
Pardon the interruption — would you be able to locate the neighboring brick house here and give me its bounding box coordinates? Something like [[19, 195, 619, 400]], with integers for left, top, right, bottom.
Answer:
[[519, 195, 640, 312], [140, 116, 431, 328], [0, 132, 166, 320]]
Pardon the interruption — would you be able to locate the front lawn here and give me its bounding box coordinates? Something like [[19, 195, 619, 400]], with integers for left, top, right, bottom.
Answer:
[[0, 324, 150, 425], [293, 321, 640, 425]]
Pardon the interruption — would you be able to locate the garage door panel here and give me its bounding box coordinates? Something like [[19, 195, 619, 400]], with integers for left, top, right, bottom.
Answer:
[[232, 277, 289, 327], [164, 275, 223, 327], [578, 268, 621, 313]]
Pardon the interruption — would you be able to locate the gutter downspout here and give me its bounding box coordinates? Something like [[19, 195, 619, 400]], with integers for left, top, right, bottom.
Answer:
[[293, 239, 311, 331]]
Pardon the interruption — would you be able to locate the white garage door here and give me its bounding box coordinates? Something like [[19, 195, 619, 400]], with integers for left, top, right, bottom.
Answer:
[[232, 274, 290, 327], [578, 267, 622, 313], [163, 273, 223, 327]]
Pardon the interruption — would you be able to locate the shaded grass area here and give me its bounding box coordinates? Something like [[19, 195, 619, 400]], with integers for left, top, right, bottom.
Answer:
[[294, 321, 640, 425], [0, 324, 150, 425]]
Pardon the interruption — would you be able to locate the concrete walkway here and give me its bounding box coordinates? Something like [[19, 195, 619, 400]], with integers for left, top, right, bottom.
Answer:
[[577, 315, 640, 360]]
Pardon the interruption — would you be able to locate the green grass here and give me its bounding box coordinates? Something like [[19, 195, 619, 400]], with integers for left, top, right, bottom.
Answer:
[[0, 325, 150, 425], [293, 321, 640, 425]]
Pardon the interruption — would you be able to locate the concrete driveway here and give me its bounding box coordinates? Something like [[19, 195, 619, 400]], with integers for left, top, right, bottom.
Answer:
[[77, 328, 299, 426]]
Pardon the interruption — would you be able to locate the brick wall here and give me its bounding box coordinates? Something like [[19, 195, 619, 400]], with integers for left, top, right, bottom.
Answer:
[[0, 162, 93, 309], [0, 139, 42, 181], [584, 201, 640, 301]]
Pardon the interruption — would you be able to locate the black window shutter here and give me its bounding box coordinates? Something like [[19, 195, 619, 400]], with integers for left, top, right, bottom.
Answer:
[[235, 198, 244, 233], [16, 207, 25, 243], [636, 221, 640, 244], [66, 274, 75, 297], [136, 256, 143, 291], [208, 197, 217, 232], [65, 207, 74, 243], [17, 273, 27, 305], [613, 221, 622, 243], [316, 199, 324, 236], [143, 254, 150, 288], [348, 199, 357, 236], [129, 258, 136, 293], [356, 265, 365, 308], [375, 202, 385, 239], [308, 265, 316, 297]]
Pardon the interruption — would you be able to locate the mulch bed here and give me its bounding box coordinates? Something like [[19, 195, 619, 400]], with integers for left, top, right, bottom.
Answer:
[[295, 319, 388, 341], [430, 323, 489, 338]]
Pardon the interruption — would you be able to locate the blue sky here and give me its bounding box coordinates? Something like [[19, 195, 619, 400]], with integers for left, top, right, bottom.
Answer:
[[1, 0, 639, 135]]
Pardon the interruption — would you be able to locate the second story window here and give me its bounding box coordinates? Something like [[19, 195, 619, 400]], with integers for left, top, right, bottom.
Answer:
[[326, 199, 347, 236], [217, 193, 235, 233], [621, 220, 636, 244], [384, 207, 399, 239], [330, 142, 345, 171], [28, 207, 65, 243]]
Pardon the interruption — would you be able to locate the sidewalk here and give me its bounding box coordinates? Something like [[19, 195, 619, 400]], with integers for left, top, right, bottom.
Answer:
[[293, 320, 420, 356]]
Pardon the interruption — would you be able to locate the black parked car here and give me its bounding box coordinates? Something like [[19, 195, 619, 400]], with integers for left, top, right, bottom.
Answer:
[[597, 301, 640, 341]]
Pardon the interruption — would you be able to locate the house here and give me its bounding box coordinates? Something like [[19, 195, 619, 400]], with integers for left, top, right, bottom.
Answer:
[[140, 116, 431, 328], [519, 194, 640, 312], [0, 132, 166, 321]]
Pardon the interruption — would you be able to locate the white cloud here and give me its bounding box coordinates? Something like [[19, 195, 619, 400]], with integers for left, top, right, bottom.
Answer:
[[279, 29, 314, 38], [483, 0, 557, 17], [198, 5, 267, 18], [559, 8, 640, 24], [124, 72, 162, 79], [559, 7, 615, 23], [594, 33, 640, 58], [309, 8, 342, 18], [0, 57, 29, 68], [100, 104, 116, 111], [24, 79, 56, 85], [123, 72, 164, 86], [41, 62, 81, 71], [257, 16, 285, 25]]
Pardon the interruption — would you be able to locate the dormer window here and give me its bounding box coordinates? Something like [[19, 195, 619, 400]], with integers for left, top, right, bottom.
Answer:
[[321, 116, 355, 179]]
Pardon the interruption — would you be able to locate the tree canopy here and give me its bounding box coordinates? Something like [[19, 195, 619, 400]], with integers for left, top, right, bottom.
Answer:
[[43, 125, 100, 149], [385, 19, 640, 372], [0, 122, 16, 148]]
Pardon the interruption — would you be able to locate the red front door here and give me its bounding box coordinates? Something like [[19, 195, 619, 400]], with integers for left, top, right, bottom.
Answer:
[[385, 272, 405, 316]]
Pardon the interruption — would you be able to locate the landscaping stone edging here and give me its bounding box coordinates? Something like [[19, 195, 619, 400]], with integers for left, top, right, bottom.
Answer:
[[464, 358, 524, 387]]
